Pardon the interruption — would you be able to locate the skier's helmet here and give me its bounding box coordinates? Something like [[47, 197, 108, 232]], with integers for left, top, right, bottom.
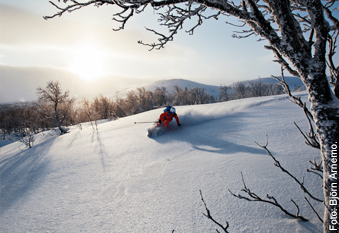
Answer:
[[170, 107, 176, 113]]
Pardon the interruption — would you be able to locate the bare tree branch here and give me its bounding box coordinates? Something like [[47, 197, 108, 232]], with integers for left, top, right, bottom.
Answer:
[[265, 46, 300, 77], [309, 158, 323, 173], [228, 172, 308, 221], [138, 4, 209, 50], [272, 67, 320, 149], [306, 168, 323, 179], [255, 136, 323, 203], [199, 190, 230, 233], [304, 197, 323, 223], [294, 122, 320, 149], [44, 0, 99, 19]]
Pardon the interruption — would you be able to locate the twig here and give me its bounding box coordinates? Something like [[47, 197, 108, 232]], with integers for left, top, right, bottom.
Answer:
[[44, 0, 98, 19], [309, 158, 323, 173], [255, 136, 323, 203], [266, 46, 300, 77], [272, 67, 320, 149], [294, 122, 320, 149], [306, 169, 323, 179], [304, 197, 323, 223], [229, 173, 308, 221], [199, 190, 230, 233]]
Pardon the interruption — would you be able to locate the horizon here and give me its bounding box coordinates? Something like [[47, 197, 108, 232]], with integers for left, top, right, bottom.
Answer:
[[1, 1, 338, 104], [0, 72, 304, 105]]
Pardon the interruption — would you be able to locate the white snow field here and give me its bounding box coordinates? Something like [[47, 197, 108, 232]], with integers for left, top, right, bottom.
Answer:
[[0, 93, 324, 233]]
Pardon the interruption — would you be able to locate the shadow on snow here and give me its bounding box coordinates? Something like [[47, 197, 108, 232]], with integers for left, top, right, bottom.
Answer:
[[149, 111, 266, 156], [0, 137, 56, 214]]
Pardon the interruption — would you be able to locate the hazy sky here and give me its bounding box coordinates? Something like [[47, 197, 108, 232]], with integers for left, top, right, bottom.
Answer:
[[1, 0, 338, 86]]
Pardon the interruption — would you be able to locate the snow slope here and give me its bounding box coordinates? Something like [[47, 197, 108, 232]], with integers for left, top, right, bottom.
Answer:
[[0, 93, 324, 232]]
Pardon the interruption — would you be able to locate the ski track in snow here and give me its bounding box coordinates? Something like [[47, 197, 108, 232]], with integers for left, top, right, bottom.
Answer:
[[0, 92, 324, 233]]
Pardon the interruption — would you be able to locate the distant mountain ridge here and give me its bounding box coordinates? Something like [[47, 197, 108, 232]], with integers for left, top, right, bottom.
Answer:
[[1, 64, 305, 104], [113, 79, 221, 99], [146, 79, 220, 96], [117, 77, 305, 99], [242, 76, 305, 89]]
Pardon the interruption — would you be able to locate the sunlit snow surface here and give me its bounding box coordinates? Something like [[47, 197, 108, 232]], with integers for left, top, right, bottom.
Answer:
[[0, 92, 323, 232]]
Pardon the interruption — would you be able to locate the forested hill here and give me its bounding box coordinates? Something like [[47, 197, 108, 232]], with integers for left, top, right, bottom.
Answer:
[[113, 76, 305, 99]]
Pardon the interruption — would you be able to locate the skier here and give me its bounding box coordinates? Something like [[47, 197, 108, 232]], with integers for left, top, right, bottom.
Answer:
[[158, 106, 181, 127]]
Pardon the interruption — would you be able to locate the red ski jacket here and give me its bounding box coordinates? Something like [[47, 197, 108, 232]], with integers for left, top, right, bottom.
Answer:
[[159, 111, 180, 126]]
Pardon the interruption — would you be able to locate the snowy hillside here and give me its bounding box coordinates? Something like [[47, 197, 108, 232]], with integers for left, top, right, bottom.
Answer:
[[0, 92, 323, 232]]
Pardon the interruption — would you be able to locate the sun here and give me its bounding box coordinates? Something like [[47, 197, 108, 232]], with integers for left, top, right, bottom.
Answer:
[[67, 46, 108, 82]]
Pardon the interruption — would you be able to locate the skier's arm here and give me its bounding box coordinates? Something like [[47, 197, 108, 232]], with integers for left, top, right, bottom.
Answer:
[[159, 112, 166, 121]]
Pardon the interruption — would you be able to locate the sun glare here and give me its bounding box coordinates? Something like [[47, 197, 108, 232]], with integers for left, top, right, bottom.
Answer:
[[67, 45, 108, 82]]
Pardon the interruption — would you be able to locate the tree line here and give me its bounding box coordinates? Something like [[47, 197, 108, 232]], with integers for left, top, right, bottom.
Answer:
[[0, 79, 295, 146]]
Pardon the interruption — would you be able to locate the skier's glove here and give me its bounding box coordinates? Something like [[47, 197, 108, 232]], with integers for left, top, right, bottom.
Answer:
[[178, 123, 181, 126], [158, 119, 161, 124]]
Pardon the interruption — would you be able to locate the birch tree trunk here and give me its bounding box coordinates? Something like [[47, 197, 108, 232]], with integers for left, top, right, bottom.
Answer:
[[303, 66, 339, 232]]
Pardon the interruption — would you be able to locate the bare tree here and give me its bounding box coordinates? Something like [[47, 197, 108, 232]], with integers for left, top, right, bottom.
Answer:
[[19, 104, 43, 148], [82, 98, 98, 130], [18, 128, 36, 149], [45, 1, 339, 231], [136, 87, 154, 111], [172, 85, 183, 105], [248, 78, 271, 97], [93, 94, 115, 120], [0, 103, 42, 148], [125, 90, 141, 115], [112, 97, 127, 117], [233, 81, 248, 99], [218, 85, 230, 102], [173, 86, 190, 105], [0, 104, 23, 138], [189, 87, 210, 104], [36, 81, 74, 134], [272, 83, 284, 95], [153, 86, 168, 107]]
